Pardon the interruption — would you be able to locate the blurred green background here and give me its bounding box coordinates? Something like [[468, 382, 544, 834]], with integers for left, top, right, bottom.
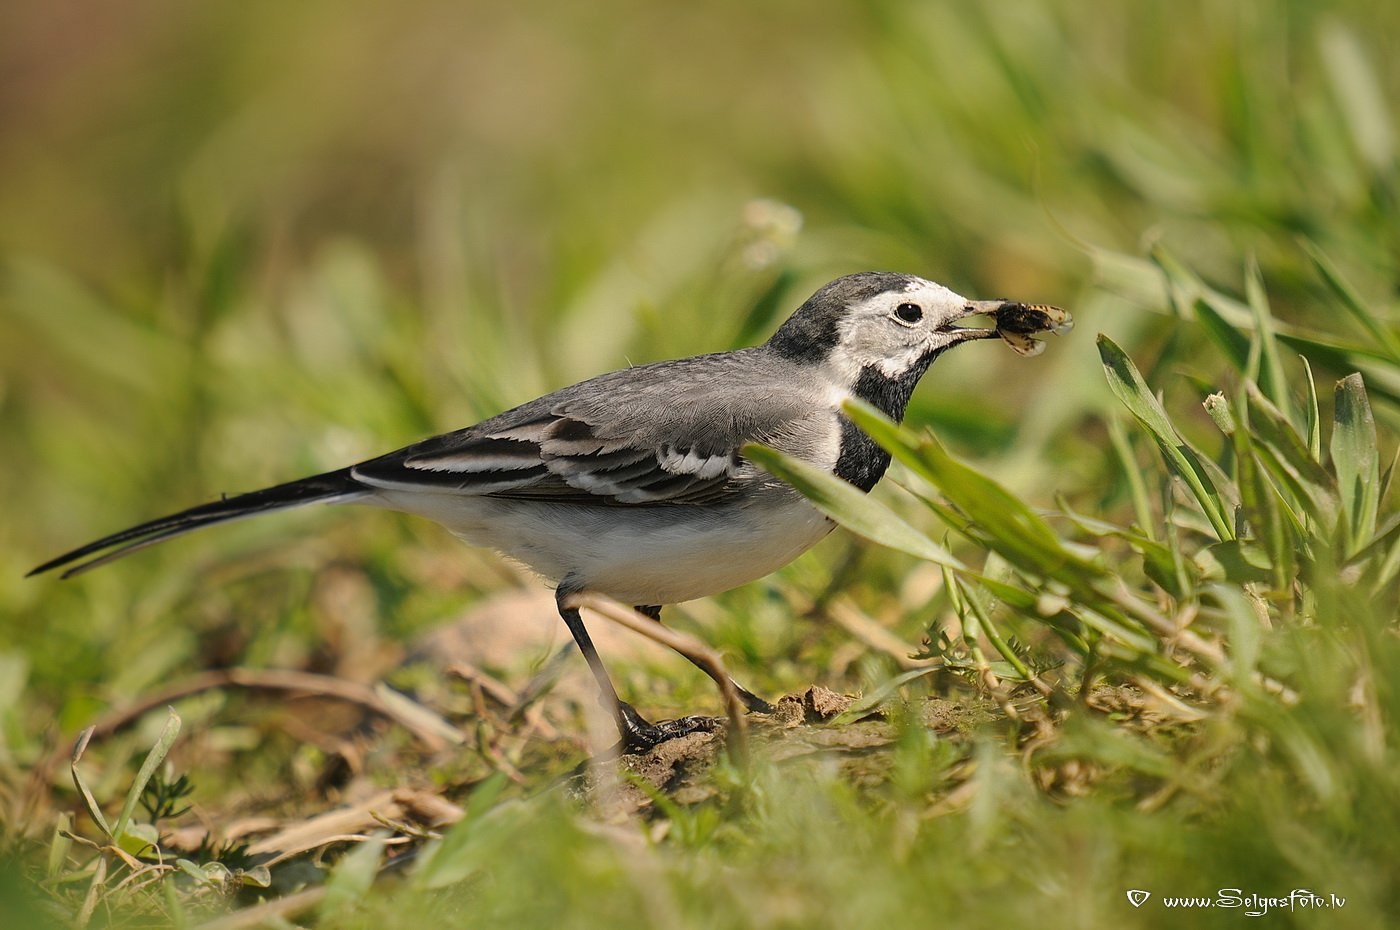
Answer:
[[3, 0, 1398, 789], [2, 0, 1399, 926]]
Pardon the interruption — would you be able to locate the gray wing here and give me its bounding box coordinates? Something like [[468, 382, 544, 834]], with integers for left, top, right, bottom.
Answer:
[[350, 350, 829, 506]]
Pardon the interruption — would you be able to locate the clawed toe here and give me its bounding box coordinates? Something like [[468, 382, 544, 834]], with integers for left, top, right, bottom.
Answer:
[[615, 703, 725, 754], [649, 714, 724, 740]]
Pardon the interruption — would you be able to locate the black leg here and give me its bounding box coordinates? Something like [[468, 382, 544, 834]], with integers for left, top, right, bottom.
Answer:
[[555, 587, 719, 752], [636, 605, 776, 714]]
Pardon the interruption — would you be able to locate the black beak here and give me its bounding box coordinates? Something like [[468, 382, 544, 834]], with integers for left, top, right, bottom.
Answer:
[[935, 300, 1011, 345], [944, 299, 1074, 357]]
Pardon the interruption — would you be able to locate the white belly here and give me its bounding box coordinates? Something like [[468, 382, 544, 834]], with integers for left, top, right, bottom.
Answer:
[[370, 489, 835, 605]]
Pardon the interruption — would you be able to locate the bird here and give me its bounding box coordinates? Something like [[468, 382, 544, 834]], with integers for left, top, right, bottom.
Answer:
[[30, 272, 1067, 752]]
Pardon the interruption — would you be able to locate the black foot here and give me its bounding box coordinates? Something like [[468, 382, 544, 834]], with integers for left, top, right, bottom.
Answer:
[[615, 701, 723, 754]]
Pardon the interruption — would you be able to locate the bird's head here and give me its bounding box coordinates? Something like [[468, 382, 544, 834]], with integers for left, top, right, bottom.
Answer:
[[766, 272, 1015, 387]]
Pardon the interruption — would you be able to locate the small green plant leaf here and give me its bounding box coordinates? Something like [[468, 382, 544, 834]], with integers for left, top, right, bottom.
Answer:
[[240, 865, 272, 888], [116, 822, 160, 858], [176, 858, 212, 885]]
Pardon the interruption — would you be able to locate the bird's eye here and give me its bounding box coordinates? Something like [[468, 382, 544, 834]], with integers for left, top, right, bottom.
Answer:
[[894, 302, 923, 323]]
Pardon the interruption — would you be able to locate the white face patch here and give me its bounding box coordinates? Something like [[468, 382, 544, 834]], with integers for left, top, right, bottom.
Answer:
[[823, 277, 973, 388]]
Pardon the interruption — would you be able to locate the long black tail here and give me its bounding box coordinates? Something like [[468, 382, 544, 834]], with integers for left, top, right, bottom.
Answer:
[[28, 468, 369, 579]]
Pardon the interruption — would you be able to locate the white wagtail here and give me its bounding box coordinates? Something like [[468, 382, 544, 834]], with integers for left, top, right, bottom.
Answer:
[[31, 272, 1070, 751]]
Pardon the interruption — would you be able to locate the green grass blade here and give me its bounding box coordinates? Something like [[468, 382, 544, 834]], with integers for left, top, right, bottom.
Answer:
[[744, 442, 964, 570], [1244, 256, 1293, 422], [841, 402, 1096, 583], [1107, 416, 1158, 542], [1319, 19, 1397, 172], [1150, 246, 1213, 318], [1301, 240, 1400, 362], [320, 834, 387, 919], [1097, 334, 1234, 541], [1245, 382, 1336, 492], [1054, 493, 1187, 598], [112, 708, 182, 845], [1302, 356, 1322, 461], [1332, 373, 1380, 551], [1193, 299, 1250, 372], [48, 812, 73, 878], [977, 575, 1091, 655], [1272, 334, 1400, 408], [956, 578, 1035, 682], [840, 403, 1174, 657], [69, 727, 112, 839], [1231, 410, 1295, 593], [412, 773, 509, 892], [1379, 443, 1400, 514]]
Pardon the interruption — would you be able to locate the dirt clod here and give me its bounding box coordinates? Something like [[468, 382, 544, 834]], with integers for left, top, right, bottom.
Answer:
[[802, 685, 854, 721], [774, 685, 856, 724]]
